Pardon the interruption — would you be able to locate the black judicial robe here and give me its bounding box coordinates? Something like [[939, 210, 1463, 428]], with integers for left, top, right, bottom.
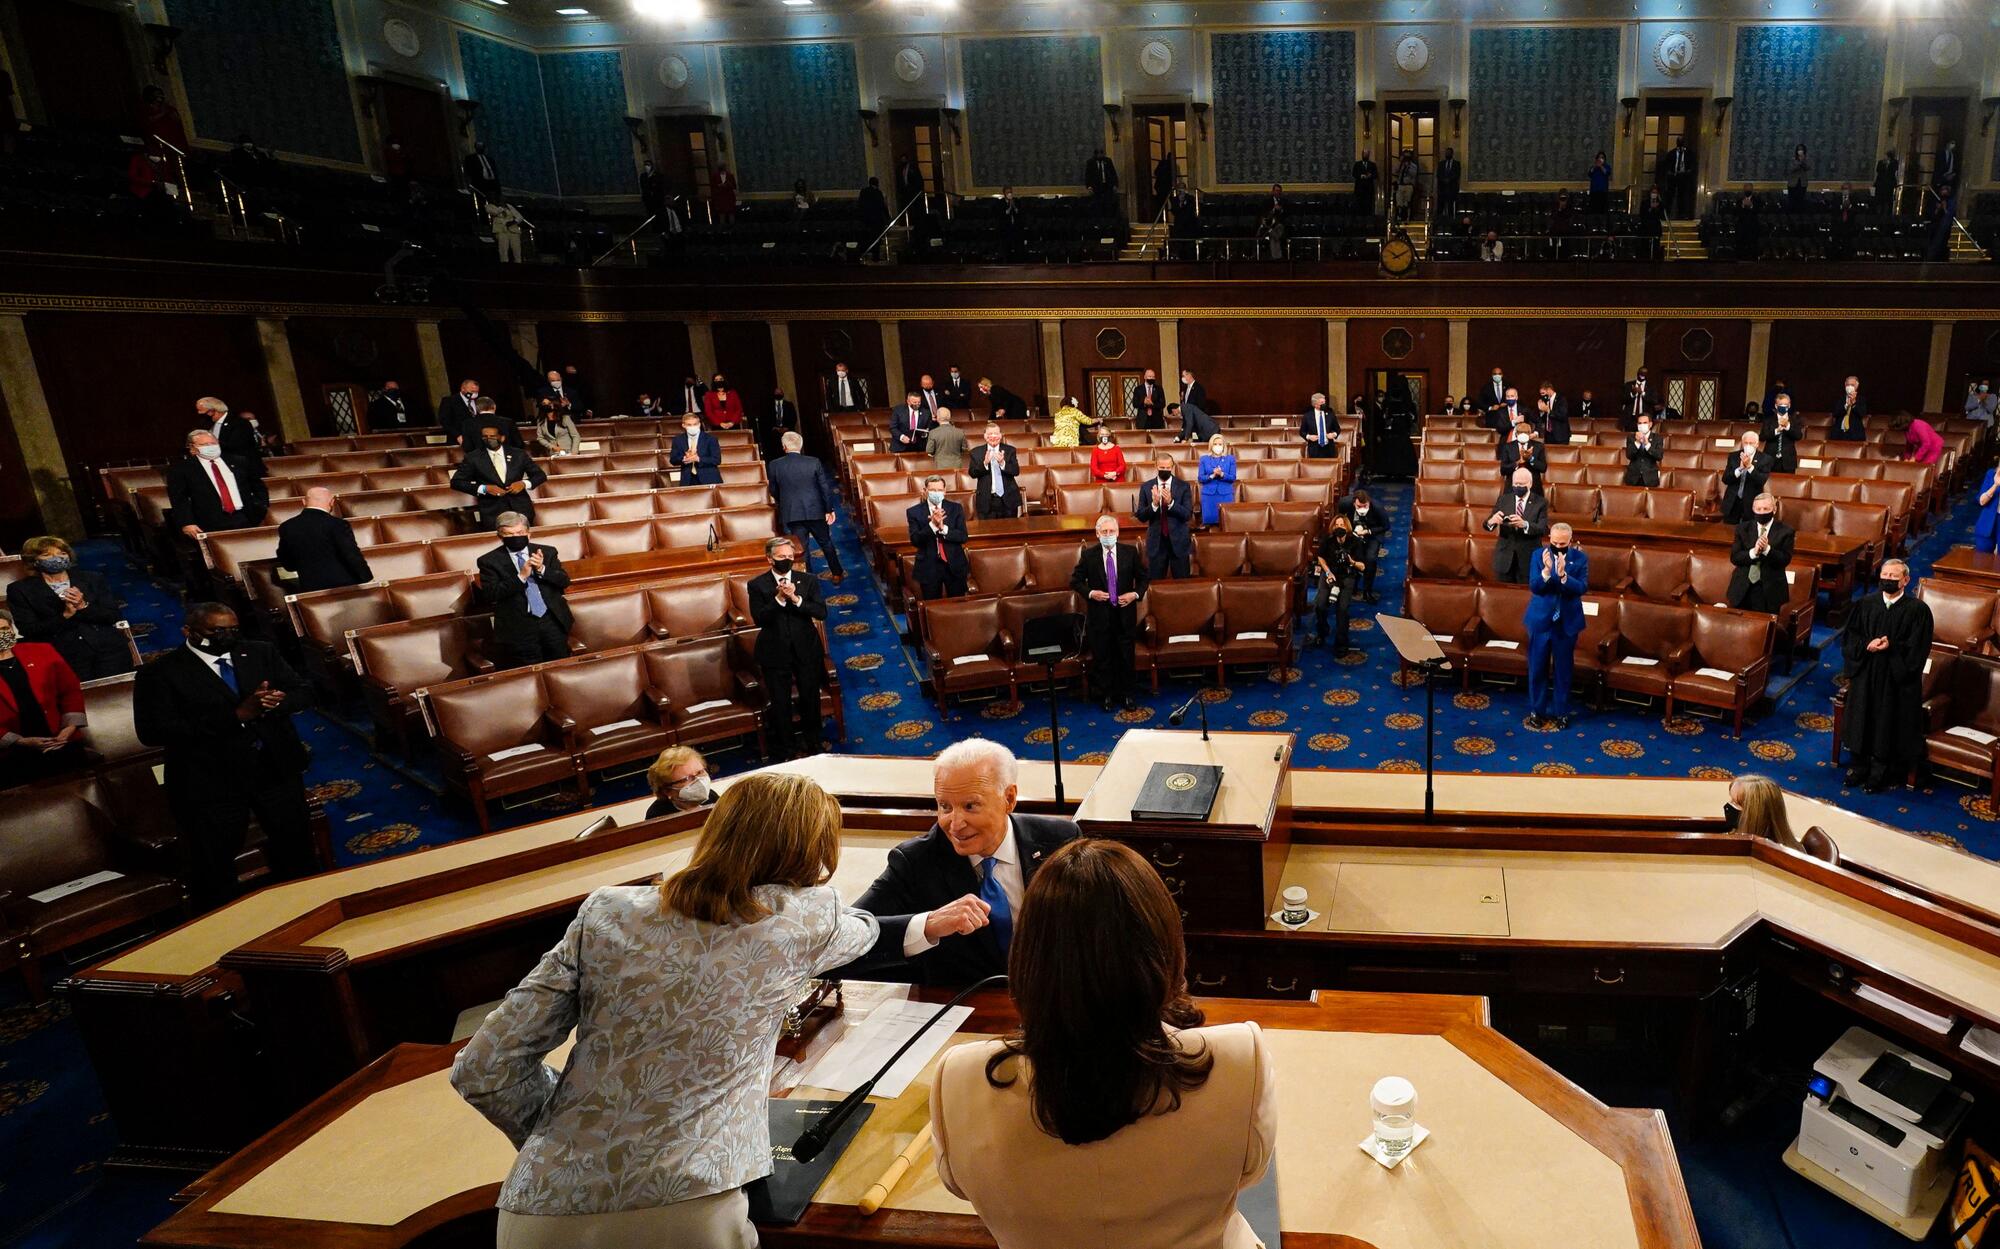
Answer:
[[1840, 592, 1933, 762]]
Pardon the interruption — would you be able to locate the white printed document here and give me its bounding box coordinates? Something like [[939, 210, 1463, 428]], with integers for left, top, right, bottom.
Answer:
[[29, 870, 123, 904], [798, 1001, 975, 1100], [1946, 726, 1999, 747], [685, 699, 732, 714], [1694, 667, 1735, 681], [488, 744, 545, 762], [590, 719, 643, 736]]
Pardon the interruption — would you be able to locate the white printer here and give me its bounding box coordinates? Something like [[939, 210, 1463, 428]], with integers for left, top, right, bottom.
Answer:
[[1797, 1027, 1972, 1218]]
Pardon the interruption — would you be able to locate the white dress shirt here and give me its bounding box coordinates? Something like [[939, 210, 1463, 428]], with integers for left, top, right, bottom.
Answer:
[[836, 374, 853, 406], [902, 820, 1022, 957], [205, 455, 242, 508], [185, 642, 232, 682]]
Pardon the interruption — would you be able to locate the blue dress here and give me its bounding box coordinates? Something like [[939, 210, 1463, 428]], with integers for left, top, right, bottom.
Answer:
[[1197, 454, 1237, 525], [1976, 468, 2000, 554]]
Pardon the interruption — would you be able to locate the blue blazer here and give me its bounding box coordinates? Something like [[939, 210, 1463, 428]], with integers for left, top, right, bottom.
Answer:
[[1197, 454, 1237, 524], [1977, 468, 2000, 548], [667, 432, 722, 485], [767, 452, 837, 525], [1527, 546, 1589, 638]]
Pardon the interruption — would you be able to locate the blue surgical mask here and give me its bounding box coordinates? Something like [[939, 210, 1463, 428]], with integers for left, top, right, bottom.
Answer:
[[926, 490, 944, 506], [1098, 534, 1117, 549]]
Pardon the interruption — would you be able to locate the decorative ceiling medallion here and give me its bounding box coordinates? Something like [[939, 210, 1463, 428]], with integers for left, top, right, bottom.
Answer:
[[893, 46, 926, 83], [1381, 327, 1414, 359], [1653, 30, 1696, 78], [1680, 327, 1714, 363], [1393, 35, 1430, 76], [1139, 40, 1174, 78], [1095, 327, 1128, 360], [1928, 32, 1963, 71], [658, 55, 690, 91], [381, 17, 421, 59]]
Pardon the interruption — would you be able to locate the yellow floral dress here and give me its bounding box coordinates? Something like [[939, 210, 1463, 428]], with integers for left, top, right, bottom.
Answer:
[[1048, 403, 1096, 448]]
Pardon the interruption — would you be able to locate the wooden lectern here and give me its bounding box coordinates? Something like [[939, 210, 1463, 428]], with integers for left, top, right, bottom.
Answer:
[[1073, 729, 1293, 931]]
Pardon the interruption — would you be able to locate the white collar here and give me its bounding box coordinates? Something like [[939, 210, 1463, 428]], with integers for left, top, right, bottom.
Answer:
[[1882, 591, 1904, 607], [973, 821, 1019, 872], [185, 642, 230, 675]]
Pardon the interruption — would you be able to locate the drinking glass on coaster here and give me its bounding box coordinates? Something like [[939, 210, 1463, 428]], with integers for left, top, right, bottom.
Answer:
[[1361, 1076, 1427, 1168], [1279, 886, 1311, 926]]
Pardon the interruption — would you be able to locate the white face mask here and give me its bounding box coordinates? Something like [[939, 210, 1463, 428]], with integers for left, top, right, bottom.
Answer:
[[195, 443, 223, 460], [677, 773, 711, 805], [1516, 434, 1529, 445], [1355, 505, 1369, 516]]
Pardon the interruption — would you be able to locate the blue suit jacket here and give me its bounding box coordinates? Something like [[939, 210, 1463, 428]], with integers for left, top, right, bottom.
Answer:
[[1527, 546, 1589, 638], [668, 432, 722, 485], [767, 452, 837, 525]]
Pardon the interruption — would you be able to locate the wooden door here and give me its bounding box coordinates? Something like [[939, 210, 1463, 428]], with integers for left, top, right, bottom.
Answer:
[[888, 109, 945, 201], [377, 81, 454, 180], [1659, 372, 1722, 422], [1132, 106, 1188, 221], [16, 0, 140, 132], [653, 115, 714, 206], [1644, 100, 1701, 211], [1084, 370, 1146, 425], [1909, 96, 1968, 210]]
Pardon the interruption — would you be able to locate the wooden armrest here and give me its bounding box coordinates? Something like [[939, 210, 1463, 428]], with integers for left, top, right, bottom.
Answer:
[[468, 654, 496, 675]]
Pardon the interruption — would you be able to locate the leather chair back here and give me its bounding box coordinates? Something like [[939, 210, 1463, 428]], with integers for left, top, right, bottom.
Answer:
[[1404, 580, 1481, 637], [0, 783, 125, 899], [925, 597, 1005, 663], [1268, 501, 1320, 534], [1046, 465, 1094, 488], [536, 527, 588, 565], [1283, 480, 1333, 507], [1689, 605, 1773, 672], [540, 475, 599, 499], [1646, 490, 1695, 521], [1014, 467, 1051, 507], [998, 591, 1083, 661], [647, 579, 736, 638], [363, 468, 433, 491], [1768, 476, 1813, 499], [568, 590, 648, 652], [429, 669, 553, 757], [1548, 484, 1598, 518], [1193, 534, 1249, 577], [966, 546, 1029, 594], [1629, 548, 1690, 601], [1246, 531, 1309, 577], [1687, 551, 1735, 606], [599, 471, 657, 495], [341, 491, 417, 518], [584, 519, 656, 558], [375, 513, 452, 544], [1778, 498, 1832, 533], [1146, 580, 1221, 638], [80, 674, 148, 768], [298, 589, 398, 652], [1026, 543, 1083, 589], [1221, 579, 1290, 636], [655, 513, 714, 550], [533, 498, 593, 527], [359, 619, 479, 697], [1544, 464, 1588, 485], [1415, 480, 1466, 506], [715, 484, 766, 510], [1575, 595, 1620, 658], [207, 528, 282, 581], [1412, 505, 1470, 533], [592, 492, 656, 523], [1807, 477, 1862, 503], [1474, 583, 1533, 644], [659, 485, 720, 512], [1218, 503, 1273, 532], [1584, 544, 1633, 594], [643, 635, 738, 708], [717, 464, 767, 487], [1616, 599, 1692, 659], [1237, 481, 1288, 505], [543, 649, 653, 729], [718, 507, 777, 543], [1054, 483, 1113, 516], [1917, 581, 1999, 654], [389, 572, 476, 621], [1409, 534, 1475, 581], [1828, 501, 1887, 545], [1597, 485, 1648, 518]]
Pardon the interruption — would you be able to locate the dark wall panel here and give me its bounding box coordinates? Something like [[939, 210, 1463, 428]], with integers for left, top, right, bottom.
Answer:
[[712, 321, 777, 406], [1465, 319, 1626, 411], [1641, 319, 1751, 421], [1944, 321, 2000, 407], [787, 320, 886, 457], [1768, 320, 1928, 417], [27, 312, 274, 529], [1180, 318, 1325, 416], [0, 382, 47, 547], [1346, 318, 1448, 414], [534, 321, 693, 419], [1061, 319, 1162, 408], [286, 317, 429, 436], [438, 318, 529, 420], [896, 321, 1043, 412]]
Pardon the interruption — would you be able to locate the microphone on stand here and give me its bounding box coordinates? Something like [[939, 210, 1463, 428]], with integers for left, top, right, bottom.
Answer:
[[706, 522, 719, 553], [789, 974, 1007, 1165], [1167, 689, 1211, 741]]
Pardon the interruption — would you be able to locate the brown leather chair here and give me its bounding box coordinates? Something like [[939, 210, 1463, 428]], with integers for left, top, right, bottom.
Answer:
[[1917, 581, 1998, 655], [1415, 480, 1466, 506], [1604, 600, 1692, 708], [1581, 544, 1632, 595], [966, 546, 1030, 595], [1767, 476, 1813, 500], [1013, 467, 1052, 512], [1597, 485, 1647, 518], [1687, 551, 1736, 608], [1570, 596, 1622, 704], [341, 491, 419, 519], [716, 483, 768, 511], [1026, 542, 1084, 589], [1409, 534, 1475, 581], [427, 669, 584, 835], [293, 586, 400, 696], [1218, 579, 1295, 672], [1246, 531, 1309, 579], [1807, 477, 1862, 504], [590, 493, 657, 524], [663, 485, 721, 511], [1629, 549, 1691, 602], [583, 518, 656, 558], [1400, 580, 1482, 678], [923, 597, 1016, 710], [1668, 606, 1774, 734], [655, 513, 714, 550], [1544, 464, 1588, 486], [533, 497, 594, 527], [358, 616, 489, 758], [543, 649, 675, 777], [1547, 484, 1598, 521], [1828, 502, 1888, 571], [79, 674, 152, 771], [388, 572, 478, 622], [1268, 501, 1320, 535], [566, 589, 649, 653], [1141, 580, 1223, 689], [376, 513, 454, 544], [1777, 497, 1832, 535], [1284, 480, 1334, 508], [641, 636, 764, 756], [540, 475, 600, 499], [1217, 503, 1273, 533], [1462, 584, 1532, 687], [1645, 490, 1695, 522], [998, 590, 1085, 688], [646, 579, 739, 639], [1193, 533, 1249, 577], [1924, 654, 2000, 804], [718, 507, 777, 544], [1237, 481, 1288, 505], [1412, 505, 1471, 533], [1053, 483, 1112, 516]]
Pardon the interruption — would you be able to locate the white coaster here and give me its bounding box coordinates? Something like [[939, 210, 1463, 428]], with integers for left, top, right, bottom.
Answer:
[[1269, 908, 1320, 930], [1357, 1123, 1430, 1169]]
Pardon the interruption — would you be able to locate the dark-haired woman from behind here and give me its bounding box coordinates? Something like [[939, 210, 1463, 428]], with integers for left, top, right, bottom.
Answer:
[[928, 838, 1275, 1249]]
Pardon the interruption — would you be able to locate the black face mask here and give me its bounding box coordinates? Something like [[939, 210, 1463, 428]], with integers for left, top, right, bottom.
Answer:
[[1157, 470, 1173, 482], [501, 534, 530, 553], [1550, 545, 1570, 555], [1721, 802, 1741, 832], [384, 388, 400, 397], [1774, 408, 1790, 418], [191, 627, 238, 655], [483, 438, 505, 450], [771, 559, 793, 575], [1880, 578, 1903, 596]]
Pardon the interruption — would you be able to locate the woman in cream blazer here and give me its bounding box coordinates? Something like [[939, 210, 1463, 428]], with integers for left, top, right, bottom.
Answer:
[[929, 838, 1276, 1249], [452, 773, 877, 1249]]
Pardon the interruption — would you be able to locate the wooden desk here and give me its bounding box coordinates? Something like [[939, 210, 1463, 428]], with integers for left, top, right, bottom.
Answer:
[[143, 988, 1696, 1249], [1930, 547, 2000, 592], [563, 541, 771, 591], [876, 512, 1100, 557]]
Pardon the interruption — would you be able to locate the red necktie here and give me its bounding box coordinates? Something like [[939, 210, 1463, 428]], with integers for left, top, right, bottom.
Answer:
[[210, 462, 236, 513]]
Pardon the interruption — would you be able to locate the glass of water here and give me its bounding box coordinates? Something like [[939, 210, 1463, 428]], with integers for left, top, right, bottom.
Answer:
[[1370, 1076, 1417, 1161]]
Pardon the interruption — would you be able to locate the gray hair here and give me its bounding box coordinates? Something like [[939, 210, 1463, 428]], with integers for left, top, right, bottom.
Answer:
[[1882, 558, 1910, 578], [765, 533, 798, 557], [195, 396, 228, 416], [780, 430, 804, 453], [186, 428, 217, 448], [1754, 492, 1776, 507], [935, 406, 952, 423], [1311, 392, 1326, 405], [1549, 522, 1574, 539], [935, 738, 1019, 789], [494, 511, 529, 531]]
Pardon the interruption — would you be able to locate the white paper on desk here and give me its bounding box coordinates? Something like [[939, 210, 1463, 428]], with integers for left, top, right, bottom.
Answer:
[[685, 698, 732, 714], [1430, 633, 1454, 643], [799, 1001, 974, 1099], [1569, 435, 1588, 445], [1946, 725, 1999, 746], [1484, 639, 1520, 650], [1694, 667, 1736, 681], [1962, 1025, 2000, 1066], [1236, 631, 1269, 641], [1925, 657, 1934, 674], [1798, 458, 1824, 471], [590, 718, 643, 736], [1582, 601, 1599, 617], [1714, 437, 1736, 449], [1854, 982, 1952, 1034], [29, 869, 123, 904], [1622, 656, 1659, 666], [1169, 633, 1201, 644], [1786, 570, 1797, 584], [851, 442, 876, 454], [1269, 418, 1289, 427], [576, 441, 601, 453], [488, 743, 546, 762], [951, 654, 988, 666]]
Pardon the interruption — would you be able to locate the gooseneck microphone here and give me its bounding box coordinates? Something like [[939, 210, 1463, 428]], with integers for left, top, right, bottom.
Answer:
[[789, 973, 1007, 1164], [1167, 689, 1212, 740]]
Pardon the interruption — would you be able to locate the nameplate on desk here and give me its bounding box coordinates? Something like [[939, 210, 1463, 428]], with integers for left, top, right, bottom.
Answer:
[[1621, 656, 1659, 666], [951, 654, 988, 666], [1694, 667, 1736, 681], [590, 718, 643, 736], [1798, 458, 1825, 470], [487, 744, 546, 762], [852, 442, 876, 453], [685, 698, 732, 714], [1582, 601, 1599, 616], [1569, 435, 1588, 445], [1131, 761, 1223, 822], [29, 869, 123, 904], [576, 441, 601, 452], [1484, 639, 1519, 650], [1168, 633, 1202, 644]]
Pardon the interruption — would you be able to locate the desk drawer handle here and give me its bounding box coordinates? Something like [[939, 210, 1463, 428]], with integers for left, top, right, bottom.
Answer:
[[1265, 976, 1298, 993], [1150, 843, 1184, 868], [1194, 971, 1228, 989], [1159, 874, 1185, 896], [1592, 967, 1626, 985]]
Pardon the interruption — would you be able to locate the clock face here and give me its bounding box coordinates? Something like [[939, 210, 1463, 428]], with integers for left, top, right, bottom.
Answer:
[[1929, 32, 1963, 70], [1394, 35, 1430, 75], [1381, 237, 1415, 273], [1139, 40, 1173, 78], [893, 47, 926, 83], [382, 17, 421, 59], [658, 55, 690, 90]]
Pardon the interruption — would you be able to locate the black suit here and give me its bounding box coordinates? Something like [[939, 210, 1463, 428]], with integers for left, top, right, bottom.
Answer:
[[1576, 398, 1597, 421], [749, 569, 827, 756], [907, 499, 969, 598], [1540, 394, 1571, 445], [477, 542, 572, 667], [891, 403, 934, 452], [1353, 158, 1378, 213], [843, 815, 1081, 987], [1072, 541, 1147, 703], [1131, 379, 1166, 429], [451, 445, 547, 528], [1759, 416, 1802, 474], [982, 385, 1028, 421], [1435, 157, 1461, 220], [1135, 476, 1194, 578], [759, 397, 799, 457], [670, 382, 708, 417], [825, 373, 865, 412], [166, 454, 269, 533], [1623, 433, 1662, 487], [1300, 406, 1341, 457], [134, 642, 314, 907], [1728, 517, 1795, 615], [1484, 489, 1549, 584], [941, 376, 973, 411], [212, 413, 265, 475], [1177, 403, 1220, 443], [1179, 380, 1210, 416], [438, 392, 484, 446], [6, 572, 131, 680], [1498, 439, 1547, 483], [1338, 500, 1388, 596], [275, 507, 373, 594], [768, 451, 845, 579], [969, 444, 1022, 519], [1831, 396, 1868, 441], [368, 391, 418, 429], [1720, 452, 1772, 523], [667, 431, 723, 486]]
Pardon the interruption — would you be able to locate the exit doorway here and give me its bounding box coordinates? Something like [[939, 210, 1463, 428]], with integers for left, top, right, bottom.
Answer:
[[653, 114, 715, 207], [1908, 96, 1967, 214], [1132, 105, 1188, 222], [889, 109, 947, 202], [1644, 98, 1702, 216], [1084, 369, 1147, 425], [371, 79, 455, 181]]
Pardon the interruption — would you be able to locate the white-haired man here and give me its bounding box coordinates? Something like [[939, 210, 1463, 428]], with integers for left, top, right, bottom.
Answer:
[[197, 395, 265, 475], [1300, 391, 1340, 458], [844, 739, 1080, 987], [1525, 521, 1588, 731]]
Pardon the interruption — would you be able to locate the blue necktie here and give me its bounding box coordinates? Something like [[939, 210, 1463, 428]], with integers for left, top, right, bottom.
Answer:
[[515, 552, 547, 618], [215, 656, 237, 694], [978, 857, 1013, 955]]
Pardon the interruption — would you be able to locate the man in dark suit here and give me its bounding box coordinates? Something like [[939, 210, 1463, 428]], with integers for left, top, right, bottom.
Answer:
[[826, 362, 865, 412], [197, 396, 265, 478], [914, 373, 945, 423], [768, 431, 844, 582], [464, 142, 500, 199], [1661, 137, 1693, 219], [1173, 400, 1219, 444], [667, 413, 723, 486], [438, 378, 484, 447], [1728, 493, 1795, 617], [1339, 489, 1387, 602], [1131, 369, 1166, 429], [1435, 148, 1462, 222], [1576, 390, 1598, 421], [1720, 433, 1772, 524], [451, 423, 547, 528], [1484, 468, 1549, 584], [538, 369, 577, 415], [1623, 370, 1651, 431], [1873, 151, 1900, 212], [1178, 369, 1210, 417], [976, 377, 1028, 421], [1537, 382, 1570, 445], [759, 388, 800, 459], [1084, 149, 1118, 205], [1525, 525, 1589, 731], [906, 475, 969, 599], [368, 380, 417, 429], [1135, 453, 1194, 579], [844, 740, 1080, 987], [1484, 385, 1525, 437], [940, 366, 972, 411], [1072, 514, 1148, 711], [477, 513, 572, 668], [134, 603, 314, 908], [969, 423, 1022, 519], [1353, 154, 1379, 215], [1624, 415, 1662, 487], [1760, 394, 1801, 474], [1498, 423, 1547, 485], [748, 535, 827, 758], [669, 375, 707, 418], [1831, 375, 1868, 441], [1301, 392, 1341, 458], [168, 429, 269, 536], [275, 487, 372, 594], [892, 390, 934, 452]]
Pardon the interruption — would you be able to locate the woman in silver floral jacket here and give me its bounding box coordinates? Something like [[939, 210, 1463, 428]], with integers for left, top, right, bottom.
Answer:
[[452, 771, 878, 1248]]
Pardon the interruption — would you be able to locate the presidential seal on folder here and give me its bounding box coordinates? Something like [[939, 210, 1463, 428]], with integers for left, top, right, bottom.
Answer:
[[1131, 761, 1223, 821]]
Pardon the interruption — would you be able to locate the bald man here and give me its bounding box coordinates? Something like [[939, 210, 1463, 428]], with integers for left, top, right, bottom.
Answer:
[[275, 486, 373, 593]]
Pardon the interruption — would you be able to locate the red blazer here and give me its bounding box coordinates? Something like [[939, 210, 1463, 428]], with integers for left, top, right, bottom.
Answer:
[[703, 389, 744, 429], [0, 642, 84, 739], [1090, 444, 1128, 482]]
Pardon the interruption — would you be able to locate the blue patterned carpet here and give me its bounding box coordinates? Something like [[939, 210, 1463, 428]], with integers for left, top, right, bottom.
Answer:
[[3, 476, 1988, 1248]]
